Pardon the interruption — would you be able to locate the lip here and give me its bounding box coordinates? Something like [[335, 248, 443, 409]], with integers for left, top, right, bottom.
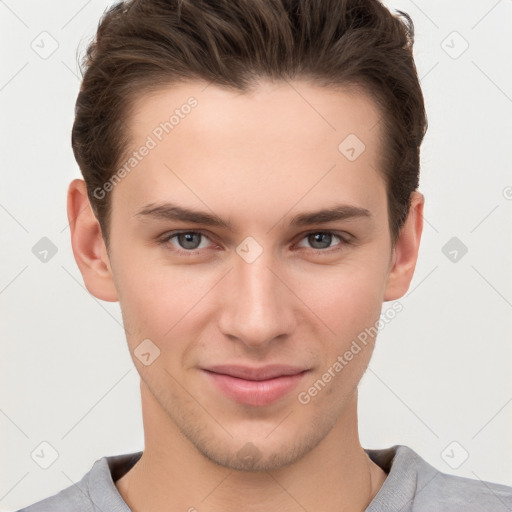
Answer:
[[202, 365, 310, 406]]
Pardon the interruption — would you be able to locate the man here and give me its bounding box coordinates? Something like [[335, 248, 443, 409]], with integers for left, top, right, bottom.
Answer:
[[17, 0, 512, 510]]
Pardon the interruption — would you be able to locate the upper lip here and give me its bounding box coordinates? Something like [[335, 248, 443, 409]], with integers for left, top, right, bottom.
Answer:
[[203, 365, 309, 381]]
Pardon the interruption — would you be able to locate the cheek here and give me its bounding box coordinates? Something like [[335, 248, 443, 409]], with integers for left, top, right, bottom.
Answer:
[[112, 236, 389, 356], [294, 255, 388, 341], [112, 250, 200, 342], [294, 264, 386, 409]]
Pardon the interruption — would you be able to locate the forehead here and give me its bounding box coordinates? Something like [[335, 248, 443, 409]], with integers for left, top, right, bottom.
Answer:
[[113, 79, 387, 228], [127, 79, 382, 151]]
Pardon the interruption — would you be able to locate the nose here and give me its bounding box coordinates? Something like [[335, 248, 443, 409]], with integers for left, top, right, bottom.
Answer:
[[217, 249, 297, 350]]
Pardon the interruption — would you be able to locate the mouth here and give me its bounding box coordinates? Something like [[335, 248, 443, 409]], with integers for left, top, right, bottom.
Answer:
[[201, 365, 310, 406]]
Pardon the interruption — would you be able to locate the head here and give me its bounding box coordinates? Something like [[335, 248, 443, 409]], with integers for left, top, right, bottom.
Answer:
[[68, 0, 426, 472]]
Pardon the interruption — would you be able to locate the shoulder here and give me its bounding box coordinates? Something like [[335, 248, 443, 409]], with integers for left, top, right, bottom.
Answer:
[[13, 451, 141, 512], [414, 462, 512, 511], [366, 444, 512, 511], [391, 445, 512, 511], [13, 472, 94, 512]]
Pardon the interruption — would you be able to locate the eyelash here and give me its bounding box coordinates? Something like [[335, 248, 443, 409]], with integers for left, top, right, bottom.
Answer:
[[157, 230, 352, 256]]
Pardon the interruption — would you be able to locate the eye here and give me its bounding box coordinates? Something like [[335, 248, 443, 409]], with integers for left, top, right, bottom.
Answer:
[[157, 229, 351, 256], [296, 231, 348, 251], [159, 230, 214, 253]]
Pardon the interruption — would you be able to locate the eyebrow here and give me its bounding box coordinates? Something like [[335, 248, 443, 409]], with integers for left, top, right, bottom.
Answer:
[[134, 202, 372, 231]]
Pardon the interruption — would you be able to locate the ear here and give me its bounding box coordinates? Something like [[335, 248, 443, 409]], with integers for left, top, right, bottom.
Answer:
[[67, 178, 119, 302], [384, 191, 424, 301]]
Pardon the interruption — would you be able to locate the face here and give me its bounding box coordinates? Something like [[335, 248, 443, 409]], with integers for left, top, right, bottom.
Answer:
[[97, 80, 400, 471]]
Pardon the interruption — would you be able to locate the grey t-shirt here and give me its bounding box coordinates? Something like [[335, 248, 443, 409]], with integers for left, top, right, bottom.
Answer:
[[15, 444, 512, 511]]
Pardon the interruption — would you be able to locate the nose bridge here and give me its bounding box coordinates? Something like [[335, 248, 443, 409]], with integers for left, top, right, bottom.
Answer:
[[218, 247, 295, 347]]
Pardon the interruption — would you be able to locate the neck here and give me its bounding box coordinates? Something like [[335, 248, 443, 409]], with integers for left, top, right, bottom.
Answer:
[[116, 383, 387, 512]]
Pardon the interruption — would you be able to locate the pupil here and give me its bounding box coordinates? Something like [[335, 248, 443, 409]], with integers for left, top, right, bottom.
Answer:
[[311, 232, 331, 249], [179, 233, 200, 249]]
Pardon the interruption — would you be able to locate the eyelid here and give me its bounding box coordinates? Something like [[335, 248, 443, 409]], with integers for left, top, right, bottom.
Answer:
[[159, 229, 216, 249], [293, 230, 352, 252], [158, 229, 352, 254]]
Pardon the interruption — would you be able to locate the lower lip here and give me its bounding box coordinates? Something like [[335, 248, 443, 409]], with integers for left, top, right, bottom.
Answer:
[[203, 370, 309, 406]]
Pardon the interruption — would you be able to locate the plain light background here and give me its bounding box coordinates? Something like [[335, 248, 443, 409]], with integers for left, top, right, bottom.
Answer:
[[1, 1, 511, 510]]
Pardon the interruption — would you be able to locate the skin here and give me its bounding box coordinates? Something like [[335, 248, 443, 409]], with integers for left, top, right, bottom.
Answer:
[[67, 79, 423, 512]]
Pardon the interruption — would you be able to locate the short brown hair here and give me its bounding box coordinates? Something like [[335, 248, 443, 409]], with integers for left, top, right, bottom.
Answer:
[[72, 0, 427, 250]]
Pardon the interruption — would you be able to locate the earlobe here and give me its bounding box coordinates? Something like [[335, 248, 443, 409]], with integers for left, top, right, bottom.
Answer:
[[67, 178, 119, 302], [383, 191, 424, 301]]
